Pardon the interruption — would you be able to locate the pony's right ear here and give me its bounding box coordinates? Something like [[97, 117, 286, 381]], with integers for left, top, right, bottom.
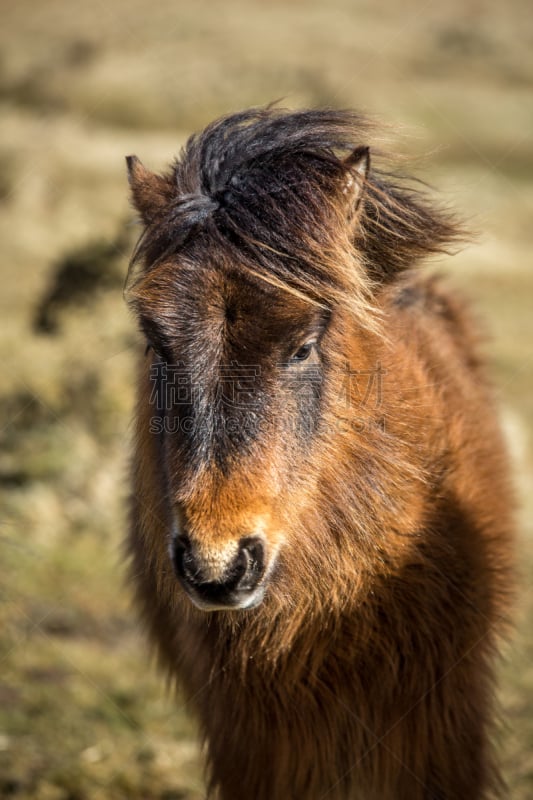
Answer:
[[126, 155, 174, 225], [341, 146, 370, 223]]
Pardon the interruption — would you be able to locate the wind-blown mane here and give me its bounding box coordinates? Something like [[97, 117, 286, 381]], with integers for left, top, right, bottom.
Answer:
[[127, 107, 464, 319]]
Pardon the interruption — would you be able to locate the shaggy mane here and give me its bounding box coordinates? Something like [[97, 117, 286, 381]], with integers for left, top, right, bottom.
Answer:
[[127, 106, 465, 318]]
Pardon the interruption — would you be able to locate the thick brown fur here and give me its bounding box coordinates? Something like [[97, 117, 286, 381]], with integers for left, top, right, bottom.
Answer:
[[125, 107, 514, 799]]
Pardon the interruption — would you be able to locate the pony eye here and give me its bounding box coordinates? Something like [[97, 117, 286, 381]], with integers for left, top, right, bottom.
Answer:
[[145, 340, 168, 362], [290, 342, 315, 363]]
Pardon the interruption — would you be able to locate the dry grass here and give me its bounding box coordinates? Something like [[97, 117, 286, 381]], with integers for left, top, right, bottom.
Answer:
[[1, 0, 532, 796]]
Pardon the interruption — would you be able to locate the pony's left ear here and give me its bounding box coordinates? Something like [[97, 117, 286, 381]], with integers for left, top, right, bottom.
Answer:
[[126, 155, 175, 225], [341, 146, 370, 221]]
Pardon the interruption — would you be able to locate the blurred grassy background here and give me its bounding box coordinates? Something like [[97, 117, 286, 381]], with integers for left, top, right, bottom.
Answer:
[[1, 0, 532, 797]]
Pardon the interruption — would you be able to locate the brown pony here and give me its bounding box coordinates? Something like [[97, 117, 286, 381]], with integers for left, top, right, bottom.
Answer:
[[125, 107, 513, 799]]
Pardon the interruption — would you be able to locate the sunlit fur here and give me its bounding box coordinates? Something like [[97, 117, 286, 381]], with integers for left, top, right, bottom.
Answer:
[[126, 107, 514, 800]]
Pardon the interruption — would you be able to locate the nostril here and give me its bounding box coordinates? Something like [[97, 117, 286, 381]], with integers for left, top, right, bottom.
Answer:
[[172, 534, 197, 581], [238, 536, 265, 585]]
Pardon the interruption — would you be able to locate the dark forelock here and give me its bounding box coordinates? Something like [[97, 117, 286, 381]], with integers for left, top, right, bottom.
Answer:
[[128, 106, 465, 318]]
